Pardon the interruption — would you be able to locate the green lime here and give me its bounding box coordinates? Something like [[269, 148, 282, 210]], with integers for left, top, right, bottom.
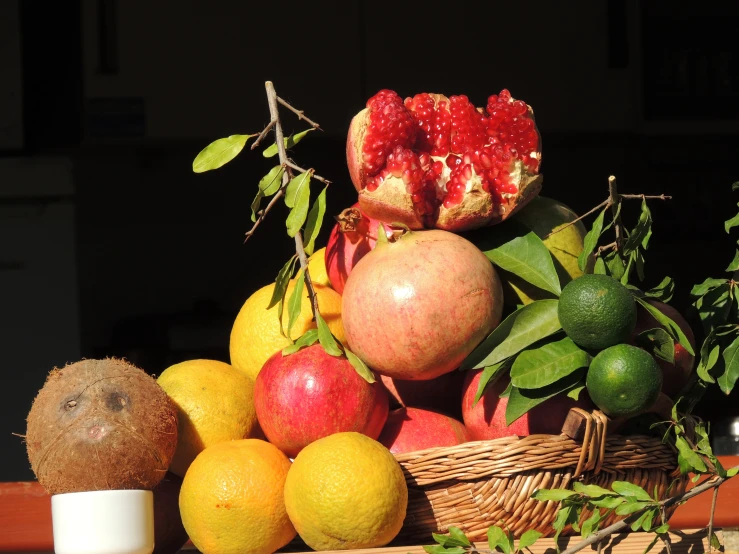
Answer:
[[586, 344, 662, 418], [558, 273, 636, 350]]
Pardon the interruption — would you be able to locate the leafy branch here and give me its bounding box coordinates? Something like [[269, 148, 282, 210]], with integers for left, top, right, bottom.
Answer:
[[191, 81, 373, 381]]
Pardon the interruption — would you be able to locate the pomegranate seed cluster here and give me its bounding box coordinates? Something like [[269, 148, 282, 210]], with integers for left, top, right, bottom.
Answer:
[[360, 89, 540, 216]]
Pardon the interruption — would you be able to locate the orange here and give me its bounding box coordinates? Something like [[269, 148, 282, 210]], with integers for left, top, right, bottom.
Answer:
[[229, 279, 344, 381], [156, 359, 259, 477], [307, 247, 331, 287], [284, 432, 408, 550], [179, 439, 295, 554]]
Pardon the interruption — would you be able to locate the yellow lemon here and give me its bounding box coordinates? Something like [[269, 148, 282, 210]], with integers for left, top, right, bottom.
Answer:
[[157, 359, 259, 477], [229, 280, 344, 381], [284, 432, 408, 550], [307, 247, 331, 287], [179, 439, 295, 554]]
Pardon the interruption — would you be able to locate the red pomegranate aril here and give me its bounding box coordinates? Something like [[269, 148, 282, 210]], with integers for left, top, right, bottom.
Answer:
[[347, 88, 542, 231]]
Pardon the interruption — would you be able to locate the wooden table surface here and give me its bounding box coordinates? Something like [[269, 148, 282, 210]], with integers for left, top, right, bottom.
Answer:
[[2, 456, 737, 553]]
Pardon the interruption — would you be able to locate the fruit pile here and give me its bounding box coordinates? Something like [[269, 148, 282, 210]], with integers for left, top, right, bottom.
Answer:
[[25, 88, 697, 554]]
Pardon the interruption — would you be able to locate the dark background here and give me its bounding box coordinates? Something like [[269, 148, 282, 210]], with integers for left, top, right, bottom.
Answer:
[[2, 0, 739, 481]]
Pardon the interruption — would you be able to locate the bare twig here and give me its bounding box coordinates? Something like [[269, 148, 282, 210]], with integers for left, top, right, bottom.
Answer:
[[544, 192, 671, 239], [250, 119, 277, 150], [608, 175, 623, 251], [277, 96, 322, 129], [595, 241, 618, 257], [244, 189, 285, 243], [708, 487, 719, 552], [284, 160, 331, 185], [621, 194, 672, 200], [559, 469, 736, 554], [265, 81, 319, 319], [543, 198, 610, 239], [596, 539, 602, 554]]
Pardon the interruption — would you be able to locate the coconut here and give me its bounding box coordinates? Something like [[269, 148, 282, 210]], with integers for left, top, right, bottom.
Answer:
[[25, 358, 178, 495]]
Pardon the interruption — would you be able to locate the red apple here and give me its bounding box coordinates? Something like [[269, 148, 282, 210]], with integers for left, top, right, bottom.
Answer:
[[152, 472, 189, 554], [380, 371, 465, 419], [631, 300, 696, 398], [254, 344, 389, 458], [378, 407, 471, 455], [461, 371, 592, 440]]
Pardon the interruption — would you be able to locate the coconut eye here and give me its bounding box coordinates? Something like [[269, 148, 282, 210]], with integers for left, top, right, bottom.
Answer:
[[105, 392, 129, 412], [64, 399, 78, 411]]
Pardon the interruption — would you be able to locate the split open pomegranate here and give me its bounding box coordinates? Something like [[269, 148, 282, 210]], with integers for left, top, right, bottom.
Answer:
[[347, 89, 543, 231]]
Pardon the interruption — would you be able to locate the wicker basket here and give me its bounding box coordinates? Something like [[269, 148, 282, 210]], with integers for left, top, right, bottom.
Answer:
[[392, 408, 688, 544]]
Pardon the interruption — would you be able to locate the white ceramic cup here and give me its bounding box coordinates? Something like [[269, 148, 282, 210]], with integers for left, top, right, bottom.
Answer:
[[51, 489, 154, 554]]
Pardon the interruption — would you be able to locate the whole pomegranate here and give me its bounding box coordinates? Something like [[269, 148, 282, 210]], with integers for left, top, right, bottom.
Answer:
[[254, 344, 389, 458], [378, 407, 470, 455], [462, 372, 592, 439], [630, 300, 696, 398], [346, 89, 542, 232], [342, 229, 503, 380], [325, 203, 391, 294]]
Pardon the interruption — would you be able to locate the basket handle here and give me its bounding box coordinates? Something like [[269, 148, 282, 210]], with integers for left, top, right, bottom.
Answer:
[[561, 408, 610, 477]]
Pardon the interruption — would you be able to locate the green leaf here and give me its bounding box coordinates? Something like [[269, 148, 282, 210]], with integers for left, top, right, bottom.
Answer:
[[518, 529, 543, 551], [344, 347, 376, 384], [285, 172, 311, 208], [567, 385, 585, 401], [511, 337, 591, 390], [644, 276, 675, 302], [604, 250, 625, 280], [693, 282, 733, 335], [655, 523, 670, 534], [260, 165, 285, 195], [718, 335, 739, 394], [727, 467, 739, 477], [636, 297, 695, 356], [251, 166, 286, 222], [552, 506, 574, 547], [483, 231, 561, 296], [461, 300, 561, 370], [615, 501, 650, 515], [506, 369, 586, 425], [488, 525, 511, 554], [531, 488, 578, 502], [589, 496, 625, 509], [572, 482, 615, 498], [432, 527, 470, 549], [726, 250, 739, 272], [499, 380, 513, 398], [282, 329, 319, 355], [487, 525, 510, 554], [268, 256, 298, 310], [303, 186, 327, 256], [623, 198, 653, 254], [725, 211, 739, 233], [286, 269, 305, 341], [285, 175, 311, 238], [473, 359, 512, 405], [578, 207, 607, 272], [630, 510, 651, 532], [581, 510, 601, 538], [691, 278, 729, 298], [594, 257, 607, 275], [711, 532, 722, 551], [675, 435, 708, 473], [611, 481, 654, 502], [635, 328, 675, 364], [192, 134, 252, 173], [315, 310, 343, 357], [263, 128, 315, 158]]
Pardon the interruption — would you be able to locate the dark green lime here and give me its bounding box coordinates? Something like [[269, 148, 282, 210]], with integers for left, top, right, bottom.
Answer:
[[558, 274, 636, 350], [586, 344, 662, 418]]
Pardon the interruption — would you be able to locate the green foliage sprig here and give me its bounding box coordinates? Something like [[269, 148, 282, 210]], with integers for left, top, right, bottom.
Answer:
[[191, 81, 371, 381]]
